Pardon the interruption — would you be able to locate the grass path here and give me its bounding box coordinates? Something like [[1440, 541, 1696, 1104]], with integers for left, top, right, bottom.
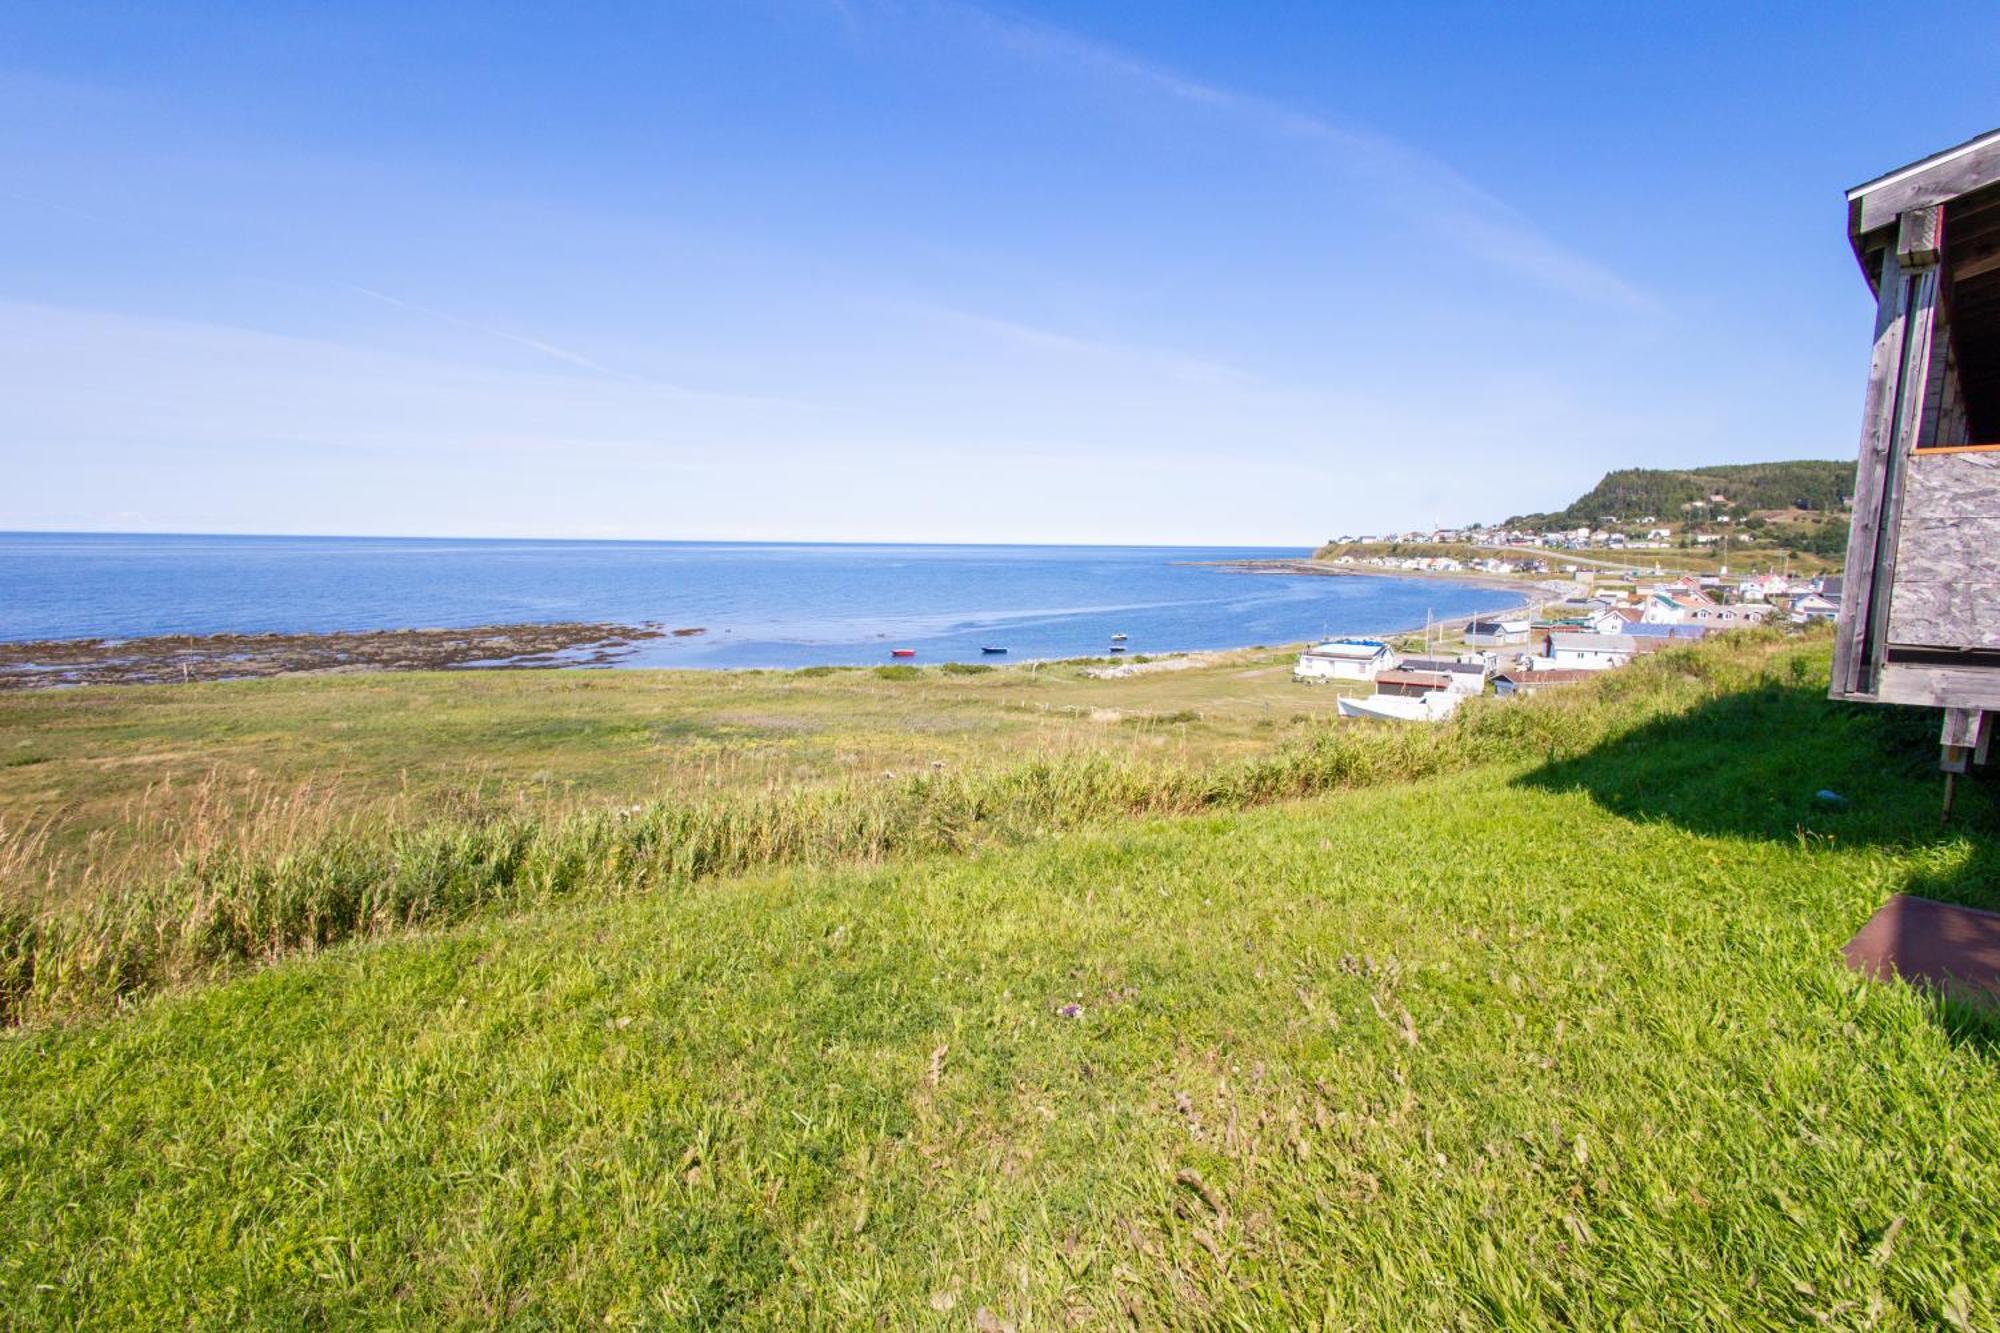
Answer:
[[4, 755, 1996, 1325]]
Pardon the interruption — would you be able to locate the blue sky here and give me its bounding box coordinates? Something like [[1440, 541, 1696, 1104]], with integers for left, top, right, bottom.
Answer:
[[3, 2, 1997, 544]]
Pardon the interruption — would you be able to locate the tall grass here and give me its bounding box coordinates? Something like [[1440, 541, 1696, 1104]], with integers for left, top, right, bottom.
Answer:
[[0, 633, 1812, 1024]]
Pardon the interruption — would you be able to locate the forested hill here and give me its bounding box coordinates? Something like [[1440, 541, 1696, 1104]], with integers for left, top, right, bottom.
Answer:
[[1506, 461, 1853, 529]]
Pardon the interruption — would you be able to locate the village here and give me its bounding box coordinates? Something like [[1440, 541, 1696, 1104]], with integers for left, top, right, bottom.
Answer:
[[1294, 567, 1844, 721]]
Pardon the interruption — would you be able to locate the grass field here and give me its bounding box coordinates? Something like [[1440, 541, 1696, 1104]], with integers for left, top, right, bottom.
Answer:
[[3, 631, 1999, 1326], [0, 648, 1355, 901]]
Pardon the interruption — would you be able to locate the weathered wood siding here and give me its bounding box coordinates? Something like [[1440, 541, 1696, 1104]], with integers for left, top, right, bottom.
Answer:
[[1915, 326, 1970, 449], [1887, 450, 2000, 647]]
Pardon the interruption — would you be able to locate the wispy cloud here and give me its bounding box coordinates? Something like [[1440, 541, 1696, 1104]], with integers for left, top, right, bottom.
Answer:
[[925, 2, 1655, 313], [341, 282, 651, 383], [899, 300, 1256, 385], [0, 188, 108, 225], [338, 283, 823, 412]]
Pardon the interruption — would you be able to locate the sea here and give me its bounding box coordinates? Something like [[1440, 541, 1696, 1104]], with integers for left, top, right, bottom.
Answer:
[[0, 533, 1509, 670]]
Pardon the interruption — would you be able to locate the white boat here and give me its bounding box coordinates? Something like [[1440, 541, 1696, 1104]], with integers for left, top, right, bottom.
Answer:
[[1335, 691, 1464, 723]]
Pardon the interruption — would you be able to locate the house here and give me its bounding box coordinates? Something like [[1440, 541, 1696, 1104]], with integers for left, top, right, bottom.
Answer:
[[1396, 656, 1489, 695], [1790, 593, 1841, 624], [1294, 638, 1395, 682], [1540, 632, 1670, 671], [1462, 616, 1529, 647], [1642, 590, 1712, 624], [1741, 573, 1789, 602], [1622, 622, 1709, 641], [1493, 669, 1599, 697]]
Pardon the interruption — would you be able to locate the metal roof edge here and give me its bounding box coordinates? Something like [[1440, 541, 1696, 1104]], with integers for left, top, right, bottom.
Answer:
[[1847, 127, 2000, 201]]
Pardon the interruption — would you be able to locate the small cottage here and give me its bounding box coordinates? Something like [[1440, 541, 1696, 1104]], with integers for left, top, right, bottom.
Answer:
[[1293, 637, 1395, 683], [1540, 632, 1670, 671], [1462, 616, 1529, 648]]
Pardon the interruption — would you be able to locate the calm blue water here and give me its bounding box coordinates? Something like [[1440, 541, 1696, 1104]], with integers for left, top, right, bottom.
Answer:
[[0, 533, 1508, 669]]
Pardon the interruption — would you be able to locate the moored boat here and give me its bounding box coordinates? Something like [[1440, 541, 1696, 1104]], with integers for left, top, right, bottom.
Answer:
[[980, 646, 1008, 654], [890, 648, 916, 658]]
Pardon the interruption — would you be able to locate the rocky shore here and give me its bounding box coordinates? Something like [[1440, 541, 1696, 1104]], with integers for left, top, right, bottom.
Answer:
[[0, 622, 671, 690]]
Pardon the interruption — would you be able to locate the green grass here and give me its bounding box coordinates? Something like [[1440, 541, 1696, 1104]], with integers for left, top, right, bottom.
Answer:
[[3, 629, 1998, 1325], [0, 646, 1361, 896]]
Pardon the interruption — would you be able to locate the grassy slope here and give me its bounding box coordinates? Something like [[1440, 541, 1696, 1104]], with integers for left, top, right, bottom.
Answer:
[[0, 649, 1353, 896], [3, 638, 1999, 1326]]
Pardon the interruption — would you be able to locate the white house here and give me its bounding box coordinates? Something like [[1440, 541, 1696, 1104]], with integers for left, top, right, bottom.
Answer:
[[1294, 638, 1396, 682], [1540, 632, 1662, 671], [1462, 615, 1530, 647], [1739, 573, 1789, 603]]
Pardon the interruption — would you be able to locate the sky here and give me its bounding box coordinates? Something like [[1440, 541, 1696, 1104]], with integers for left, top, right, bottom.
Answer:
[[2, 2, 1998, 545]]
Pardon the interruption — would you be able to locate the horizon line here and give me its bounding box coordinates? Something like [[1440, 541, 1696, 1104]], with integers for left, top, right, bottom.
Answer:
[[0, 527, 1325, 551]]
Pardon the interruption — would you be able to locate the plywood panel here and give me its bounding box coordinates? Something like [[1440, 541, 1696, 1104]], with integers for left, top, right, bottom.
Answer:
[[1887, 450, 2000, 648]]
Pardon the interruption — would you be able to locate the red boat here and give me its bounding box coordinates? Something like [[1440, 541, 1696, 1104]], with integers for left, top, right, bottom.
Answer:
[[890, 648, 917, 658]]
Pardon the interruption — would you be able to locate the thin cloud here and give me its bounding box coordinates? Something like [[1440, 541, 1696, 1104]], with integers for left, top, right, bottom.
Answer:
[[0, 188, 109, 225], [932, 3, 1656, 313], [338, 283, 821, 411], [901, 300, 1256, 385], [341, 283, 649, 383]]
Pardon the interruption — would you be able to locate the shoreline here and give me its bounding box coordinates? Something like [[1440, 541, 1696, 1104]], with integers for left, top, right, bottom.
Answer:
[[0, 569, 1543, 689], [1202, 556, 1532, 597], [0, 606, 1533, 690], [1208, 556, 1549, 645]]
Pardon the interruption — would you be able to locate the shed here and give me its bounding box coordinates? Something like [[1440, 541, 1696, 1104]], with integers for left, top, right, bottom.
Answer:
[[1492, 669, 1598, 697], [1396, 656, 1490, 694], [1830, 128, 2000, 781], [1374, 669, 1453, 699]]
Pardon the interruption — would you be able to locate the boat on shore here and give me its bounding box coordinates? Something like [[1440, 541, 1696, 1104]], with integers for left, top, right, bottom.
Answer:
[[1335, 691, 1463, 723]]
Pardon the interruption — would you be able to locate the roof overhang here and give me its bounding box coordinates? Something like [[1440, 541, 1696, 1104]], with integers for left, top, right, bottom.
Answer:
[[1848, 128, 2000, 284]]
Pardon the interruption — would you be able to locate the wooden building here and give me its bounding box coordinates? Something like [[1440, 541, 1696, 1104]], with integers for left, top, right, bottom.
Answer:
[[1831, 129, 2000, 781]]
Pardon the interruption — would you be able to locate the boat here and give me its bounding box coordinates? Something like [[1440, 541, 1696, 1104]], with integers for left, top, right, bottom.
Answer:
[[1110, 633, 1128, 641], [1335, 692, 1463, 723], [890, 648, 916, 658], [980, 646, 1008, 654], [1109, 644, 1128, 653]]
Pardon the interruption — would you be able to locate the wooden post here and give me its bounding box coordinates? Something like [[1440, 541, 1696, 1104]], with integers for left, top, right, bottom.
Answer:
[[1831, 205, 1943, 700], [1941, 706, 1985, 774]]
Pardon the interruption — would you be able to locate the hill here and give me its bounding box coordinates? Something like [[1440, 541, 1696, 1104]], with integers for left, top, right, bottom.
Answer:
[[3, 633, 1999, 1325], [1506, 460, 1853, 530]]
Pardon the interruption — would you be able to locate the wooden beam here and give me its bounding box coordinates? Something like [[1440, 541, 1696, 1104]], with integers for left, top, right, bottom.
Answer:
[[1878, 663, 2000, 711], [1900, 207, 1944, 267], [1833, 216, 1944, 702], [1951, 248, 2000, 284], [1853, 133, 2000, 236]]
